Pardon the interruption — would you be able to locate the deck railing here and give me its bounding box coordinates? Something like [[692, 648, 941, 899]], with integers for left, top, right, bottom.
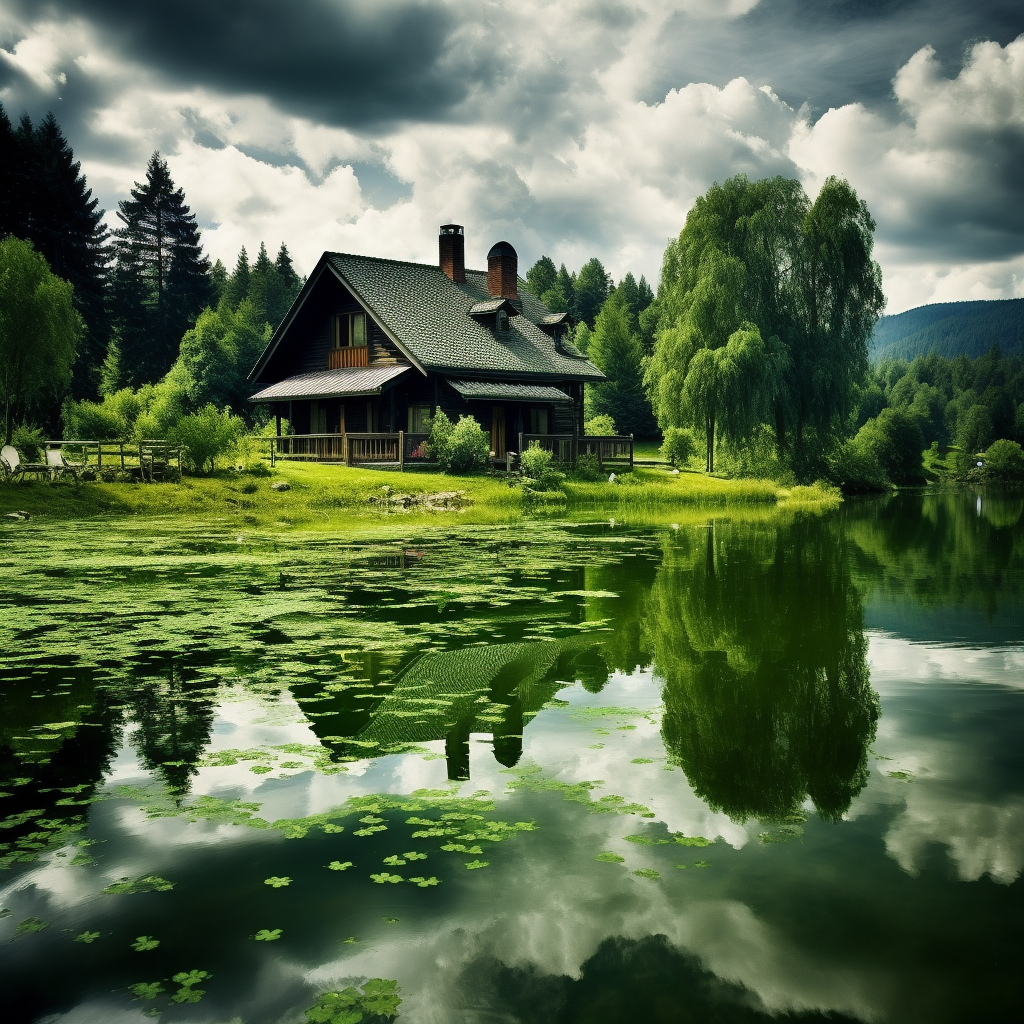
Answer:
[[270, 432, 415, 467], [517, 433, 633, 468]]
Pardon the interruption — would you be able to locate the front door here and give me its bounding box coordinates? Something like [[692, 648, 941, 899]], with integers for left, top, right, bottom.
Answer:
[[491, 405, 506, 458]]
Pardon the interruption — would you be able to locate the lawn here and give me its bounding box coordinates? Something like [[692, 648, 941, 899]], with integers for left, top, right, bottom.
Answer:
[[0, 459, 840, 529]]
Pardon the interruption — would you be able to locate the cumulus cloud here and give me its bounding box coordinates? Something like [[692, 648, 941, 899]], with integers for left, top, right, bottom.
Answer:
[[1, 1, 1022, 306]]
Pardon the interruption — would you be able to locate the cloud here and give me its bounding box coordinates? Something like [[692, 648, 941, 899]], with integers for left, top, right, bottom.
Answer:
[[2, 2, 1023, 307], [791, 34, 1024, 309]]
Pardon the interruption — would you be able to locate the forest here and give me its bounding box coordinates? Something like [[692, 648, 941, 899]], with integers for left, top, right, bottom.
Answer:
[[2, 104, 1023, 486]]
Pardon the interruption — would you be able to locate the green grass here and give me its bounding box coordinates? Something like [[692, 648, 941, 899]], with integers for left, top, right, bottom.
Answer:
[[0, 460, 840, 529]]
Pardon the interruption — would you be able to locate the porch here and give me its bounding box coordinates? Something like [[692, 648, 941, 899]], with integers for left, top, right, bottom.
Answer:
[[268, 431, 634, 469]]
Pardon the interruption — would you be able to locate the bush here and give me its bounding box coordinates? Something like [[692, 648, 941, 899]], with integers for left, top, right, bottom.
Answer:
[[63, 397, 126, 441], [170, 404, 243, 474], [584, 414, 616, 436], [984, 439, 1024, 480], [520, 440, 553, 479], [856, 408, 925, 485], [434, 413, 489, 473], [829, 438, 889, 492], [660, 426, 697, 467], [11, 423, 44, 461], [572, 451, 602, 481]]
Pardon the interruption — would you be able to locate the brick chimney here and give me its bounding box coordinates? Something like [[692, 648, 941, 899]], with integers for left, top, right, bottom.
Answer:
[[487, 240, 518, 300], [439, 224, 465, 283]]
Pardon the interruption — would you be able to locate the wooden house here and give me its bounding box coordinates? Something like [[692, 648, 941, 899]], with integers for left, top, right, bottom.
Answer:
[[247, 225, 613, 465]]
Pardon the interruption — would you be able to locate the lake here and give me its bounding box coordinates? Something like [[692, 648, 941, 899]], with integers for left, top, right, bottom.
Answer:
[[1, 491, 1021, 1023]]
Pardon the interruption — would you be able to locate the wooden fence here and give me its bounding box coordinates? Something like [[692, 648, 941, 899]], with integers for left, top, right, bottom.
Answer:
[[43, 440, 182, 480], [518, 433, 633, 469]]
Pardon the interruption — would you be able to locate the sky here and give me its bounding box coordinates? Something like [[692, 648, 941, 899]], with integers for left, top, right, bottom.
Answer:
[[1, 0, 1022, 314]]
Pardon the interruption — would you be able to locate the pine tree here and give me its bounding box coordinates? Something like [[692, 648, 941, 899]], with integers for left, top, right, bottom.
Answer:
[[575, 257, 611, 328], [222, 246, 250, 310], [275, 243, 300, 291], [526, 255, 557, 298], [111, 152, 211, 385]]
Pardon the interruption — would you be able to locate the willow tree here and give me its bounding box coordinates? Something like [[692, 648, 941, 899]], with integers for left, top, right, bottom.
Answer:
[[0, 237, 82, 443], [646, 173, 882, 476]]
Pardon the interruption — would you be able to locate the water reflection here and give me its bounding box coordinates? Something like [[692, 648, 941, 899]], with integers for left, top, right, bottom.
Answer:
[[646, 520, 877, 822]]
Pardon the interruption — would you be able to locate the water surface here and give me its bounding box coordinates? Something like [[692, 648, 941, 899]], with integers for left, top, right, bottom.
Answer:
[[1, 492, 1021, 1023]]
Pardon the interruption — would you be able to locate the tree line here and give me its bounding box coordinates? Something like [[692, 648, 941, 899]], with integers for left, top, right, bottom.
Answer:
[[0, 103, 302, 450]]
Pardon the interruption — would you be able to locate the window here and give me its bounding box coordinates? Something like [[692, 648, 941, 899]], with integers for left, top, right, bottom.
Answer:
[[333, 312, 367, 349], [408, 405, 432, 433], [496, 309, 509, 331], [529, 407, 549, 434]]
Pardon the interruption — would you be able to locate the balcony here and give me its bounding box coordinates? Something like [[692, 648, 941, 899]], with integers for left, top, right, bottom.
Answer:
[[328, 346, 368, 369]]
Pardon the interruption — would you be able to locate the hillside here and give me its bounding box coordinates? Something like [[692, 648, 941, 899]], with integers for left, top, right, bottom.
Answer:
[[869, 298, 1024, 364]]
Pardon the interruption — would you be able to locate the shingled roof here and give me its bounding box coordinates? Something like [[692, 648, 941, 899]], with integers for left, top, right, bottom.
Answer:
[[326, 253, 603, 379], [248, 252, 603, 385]]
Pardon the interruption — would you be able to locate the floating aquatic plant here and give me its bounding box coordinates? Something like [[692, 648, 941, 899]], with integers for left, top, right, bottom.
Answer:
[[74, 930, 101, 943], [408, 876, 440, 887], [596, 851, 625, 863], [264, 876, 291, 887], [465, 859, 489, 869], [633, 868, 660, 879], [102, 875, 174, 894], [327, 860, 353, 871], [130, 982, 165, 1000], [170, 969, 210, 1004], [254, 928, 282, 941], [305, 978, 401, 1023], [131, 935, 160, 951], [370, 872, 403, 883], [16, 917, 49, 934]]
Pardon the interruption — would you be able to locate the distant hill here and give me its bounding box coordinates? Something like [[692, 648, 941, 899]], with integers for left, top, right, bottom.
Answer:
[[869, 298, 1024, 364]]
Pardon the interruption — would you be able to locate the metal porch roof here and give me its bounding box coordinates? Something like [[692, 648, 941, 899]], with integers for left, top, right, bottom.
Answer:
[[250, 364, 411, 402]]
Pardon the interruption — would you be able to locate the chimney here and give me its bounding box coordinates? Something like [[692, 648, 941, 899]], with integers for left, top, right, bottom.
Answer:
[[439, 224, 465, 283], [487, 240, 518, 300]]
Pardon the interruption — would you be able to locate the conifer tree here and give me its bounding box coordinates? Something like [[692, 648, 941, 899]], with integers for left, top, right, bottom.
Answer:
[[110, 152, 211, 385], [274, 243, 300, 291], [222, 246, 251, 310]]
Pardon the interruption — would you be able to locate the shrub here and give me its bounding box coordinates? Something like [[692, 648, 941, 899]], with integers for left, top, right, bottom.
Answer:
[[829, 438, 889, 492], [11, 423, 44, 461], [572, 451, 602, 481], [427, 410, 453, 465], [584, 414, 616, 436], [170, 404, 243, 474], [856, 408, 924, 485], [984, 439, 1024, 480], [433, 413, 489, 473], [63, 398, 126, 440], [520, 440, 553, 479], [660, 426, 697, 467]]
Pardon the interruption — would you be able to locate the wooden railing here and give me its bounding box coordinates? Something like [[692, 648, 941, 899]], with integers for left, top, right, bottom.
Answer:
[[517, 433, 633, 468], [270, 432, 412, 467], [42, 440, 182, 480], [327, 346, 368, 369]]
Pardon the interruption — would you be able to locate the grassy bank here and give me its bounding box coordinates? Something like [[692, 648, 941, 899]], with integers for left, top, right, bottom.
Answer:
[[0, 461, 840, 529]]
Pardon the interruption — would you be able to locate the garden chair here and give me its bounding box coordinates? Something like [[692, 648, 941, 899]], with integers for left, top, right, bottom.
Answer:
[[1, 444, 24, 482], [3, 445, 49, 481], [46, 447, 81, 483]]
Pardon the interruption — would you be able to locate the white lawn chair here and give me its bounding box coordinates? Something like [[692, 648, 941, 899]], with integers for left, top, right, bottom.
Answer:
[[0, 445, 23, 482], [46, 448, 81, 483]]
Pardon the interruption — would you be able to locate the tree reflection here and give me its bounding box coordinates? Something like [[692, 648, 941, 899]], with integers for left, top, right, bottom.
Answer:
[[648, 518, 878, 822], [128, 657, 217, 797]]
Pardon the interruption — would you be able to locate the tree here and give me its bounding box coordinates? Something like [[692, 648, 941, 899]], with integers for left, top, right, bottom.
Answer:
[[0, 106, 109, 402], [0, 237, 82, 443], [275, 243, 300, 291], [575, 257, 611, 327], [542, 263, 576, 314], [111, 152, 212, 386], [855, 407, 924, 484], [587, 293, 657, 437], [222, 246, 250, 310], [646, 173, 881, 478], [526, 255, 557, 299], [790, 177, 885, 467]]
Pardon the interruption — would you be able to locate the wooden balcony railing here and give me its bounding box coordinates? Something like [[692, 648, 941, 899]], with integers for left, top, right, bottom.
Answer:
[[327, 346, 368, 369], [270, 432, 418, 467]]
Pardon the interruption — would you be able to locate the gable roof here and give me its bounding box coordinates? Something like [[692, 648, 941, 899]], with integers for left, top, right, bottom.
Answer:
[[249, 251, 604, 383], [249, 364, 411, 403]]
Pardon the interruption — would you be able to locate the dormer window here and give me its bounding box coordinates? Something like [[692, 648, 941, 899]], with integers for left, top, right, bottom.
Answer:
[[496, 309, 509, 332]]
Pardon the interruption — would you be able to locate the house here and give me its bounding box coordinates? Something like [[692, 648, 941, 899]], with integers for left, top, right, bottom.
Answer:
[[247, 225, 608, 465]]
